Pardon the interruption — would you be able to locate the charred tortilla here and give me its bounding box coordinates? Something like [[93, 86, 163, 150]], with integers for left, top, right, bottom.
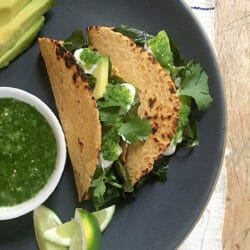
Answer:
[[88, 26, 180, 185], [39, 38, 101, 201]]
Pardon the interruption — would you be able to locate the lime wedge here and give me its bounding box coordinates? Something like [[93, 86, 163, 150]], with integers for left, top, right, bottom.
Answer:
[[74, 208, 101, 250], [43, 220, 73, 247], [69, 219, 86, 250], [92, 205, 116, 232], [33, 205, 67, 250]]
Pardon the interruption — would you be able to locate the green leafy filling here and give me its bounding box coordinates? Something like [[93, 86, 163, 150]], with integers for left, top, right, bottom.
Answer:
[[113, 24, 153, 47], [173, 97, 191, 145], [63, 30, 86, 52], [80, 48, 102, 70], [98, 84, 132, 109], [102, 127, 120, 161], [147, 30, 174, 73], [118, 116, 152, 144], [178, 61, 213, 111], [89, 166, 122, 210], [65, 26, 213, 210]]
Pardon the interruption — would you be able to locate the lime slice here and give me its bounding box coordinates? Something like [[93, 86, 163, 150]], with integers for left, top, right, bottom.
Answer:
[[33, 205, 67, 250], [69, 219, 86, 250], [74, 208, 101, 250], [43, 220, 73, 247], [92, 205, 116, 232]]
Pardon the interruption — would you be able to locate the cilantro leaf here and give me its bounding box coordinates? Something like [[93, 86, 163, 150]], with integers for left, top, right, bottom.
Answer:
[[99, 107, 121, 126], [90, 167, 106, 198], [118, 116, 152, 144], [148, 30, 174, 73], [64, 30, 86, 52], [113, 25, 153, 47], [178, 61, 213, 111], [102, 127, 120, 161], [89, 167, 122, 210]]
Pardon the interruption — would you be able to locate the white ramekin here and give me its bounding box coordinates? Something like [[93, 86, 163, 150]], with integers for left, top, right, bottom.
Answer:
[[0, 87, 66, 220]]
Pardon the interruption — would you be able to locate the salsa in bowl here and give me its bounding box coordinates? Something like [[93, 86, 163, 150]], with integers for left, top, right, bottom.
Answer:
[[0, 87, 66, 220]]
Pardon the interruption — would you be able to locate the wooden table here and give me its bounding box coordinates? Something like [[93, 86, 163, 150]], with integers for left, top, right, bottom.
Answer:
[[215, 0, 249, 249]]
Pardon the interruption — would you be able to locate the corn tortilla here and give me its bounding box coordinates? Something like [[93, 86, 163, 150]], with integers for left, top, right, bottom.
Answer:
[[39, 38, 101, 201], [88, 26, 180, 185]]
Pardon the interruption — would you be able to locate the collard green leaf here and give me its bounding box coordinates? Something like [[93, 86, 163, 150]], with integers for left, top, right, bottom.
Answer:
[[86, 74, 96, 90], [64, 30, 86, 52], [168, 34, 186, 67], [108, 75, 125, 85], [152, 156, 169, 182], [180, 117, 199, 148], [113, 24, 153, 47]]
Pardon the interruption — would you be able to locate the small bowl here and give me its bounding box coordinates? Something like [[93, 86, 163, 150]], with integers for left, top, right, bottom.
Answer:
[[0, 87, 66, 220]]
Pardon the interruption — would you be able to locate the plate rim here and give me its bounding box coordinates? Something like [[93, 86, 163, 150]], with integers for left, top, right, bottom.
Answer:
[[176, 0, 227, 247]]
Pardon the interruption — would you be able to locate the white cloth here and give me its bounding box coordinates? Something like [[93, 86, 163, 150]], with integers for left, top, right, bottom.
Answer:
[[179, 1, 228, 250]]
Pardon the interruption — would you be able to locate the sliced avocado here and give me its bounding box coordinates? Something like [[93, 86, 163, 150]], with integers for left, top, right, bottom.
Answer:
[[0, 0, 55, 56], [0, 16, 44, 69], [0, 0, 30, 27], [92, 56, 109, 99]]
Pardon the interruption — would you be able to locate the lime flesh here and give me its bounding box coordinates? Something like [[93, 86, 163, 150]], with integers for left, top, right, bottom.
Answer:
[[33, 205, 67, 250], [43, 220, 73, 246], [69, 219, 86, 250], [92, 205, 116, 232]]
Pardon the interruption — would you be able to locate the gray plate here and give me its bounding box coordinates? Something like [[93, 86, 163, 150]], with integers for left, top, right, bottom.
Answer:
[[0, 0, 225, 249]]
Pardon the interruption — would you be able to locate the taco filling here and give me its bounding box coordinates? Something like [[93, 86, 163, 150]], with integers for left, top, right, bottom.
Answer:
[[66, 40, 153, 209], [39, 25, 212, 210]]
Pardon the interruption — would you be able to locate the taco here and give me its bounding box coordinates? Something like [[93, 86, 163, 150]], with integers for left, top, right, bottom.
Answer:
[[39, 26, 179, 208], [88, 26, 180, 185]]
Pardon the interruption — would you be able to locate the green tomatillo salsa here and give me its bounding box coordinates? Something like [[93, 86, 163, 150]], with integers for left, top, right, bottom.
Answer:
[[0, 98, 57, 206]]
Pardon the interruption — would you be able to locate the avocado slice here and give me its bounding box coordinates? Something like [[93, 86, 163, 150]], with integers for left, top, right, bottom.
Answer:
[[92, 56, 109, 99], [0, 0, 55, 56], [0, 0, 30, 27], [0, 16, 44, 69]]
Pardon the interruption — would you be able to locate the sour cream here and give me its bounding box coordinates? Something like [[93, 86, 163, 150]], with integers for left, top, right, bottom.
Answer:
[[73, 48, 97, 74], [163, 137, 182, 156], [99, 146, 122, 170]]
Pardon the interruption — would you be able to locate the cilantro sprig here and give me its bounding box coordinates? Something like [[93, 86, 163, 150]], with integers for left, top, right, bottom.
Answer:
[[178, 61, 213, 111], [118, 116, 152, 144]]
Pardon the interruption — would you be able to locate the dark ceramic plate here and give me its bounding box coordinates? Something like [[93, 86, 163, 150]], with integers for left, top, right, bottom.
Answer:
[[0, 0, 225, 249]]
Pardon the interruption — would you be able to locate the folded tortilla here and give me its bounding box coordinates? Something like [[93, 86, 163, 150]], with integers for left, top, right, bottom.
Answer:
[[88, 26, 180, 185], [39, 38, 101, 201]]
